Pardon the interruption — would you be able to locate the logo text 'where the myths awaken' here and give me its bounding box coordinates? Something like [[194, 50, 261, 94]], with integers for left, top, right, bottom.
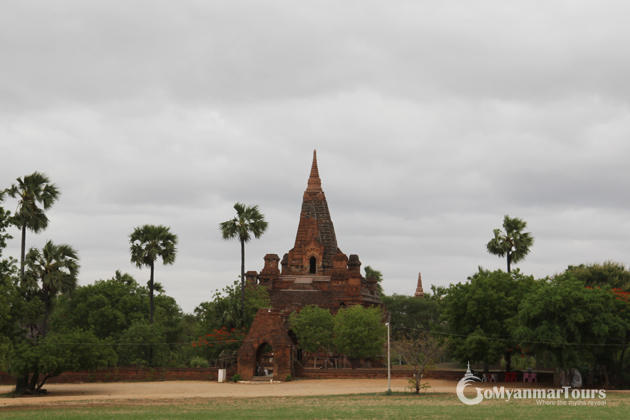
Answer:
[[456, 362, 606, 406]]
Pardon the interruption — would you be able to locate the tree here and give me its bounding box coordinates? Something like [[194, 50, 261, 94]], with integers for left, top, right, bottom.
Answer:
[[129, 224, 178, 325], [0, 201, 17, 372], [566, 261, 630, 292], [332, 305, 386, 367], [24, 240, 79, 338], [515, 273, 629, 387], [393, 332, 446, 394], [9, 329, 117, 393], [440, 268, 536, 372], [52, 270, 188, 368], [365, 266, 384, 295], [289, 305, 335, 367], [219, 203, 268, 309], [5, 172, 60, 279], [486, 215, 534, 273], [194, 280, 270, 332], [380, 294, 440, 339]]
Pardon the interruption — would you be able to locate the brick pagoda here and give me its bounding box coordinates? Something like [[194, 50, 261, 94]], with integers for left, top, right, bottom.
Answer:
[[237, 150, 383, 380]]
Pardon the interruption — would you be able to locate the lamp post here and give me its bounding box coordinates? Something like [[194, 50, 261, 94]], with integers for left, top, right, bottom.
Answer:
[[386, 321, 391, 393]]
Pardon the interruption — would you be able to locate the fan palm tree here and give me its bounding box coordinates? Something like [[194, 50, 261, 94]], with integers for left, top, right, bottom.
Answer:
[[129, 224, 178, 324], [5, 172, 60, 279], [24, 240, 79, 338], [219, 203, 268, 308], [486, 215, 534, 273]]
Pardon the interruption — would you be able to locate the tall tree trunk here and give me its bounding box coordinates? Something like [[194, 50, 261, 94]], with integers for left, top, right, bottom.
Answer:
[[27, 365, 39, 392], [20, 222, 26, 279], [15, 372, 29, 394], [42, 286, 49, 338], [505, 351, 512, 372], [149, 260, 154, 324], [240, 238, 245, 314], [507, 253, 511, 273], [149, 260, 155, 367]]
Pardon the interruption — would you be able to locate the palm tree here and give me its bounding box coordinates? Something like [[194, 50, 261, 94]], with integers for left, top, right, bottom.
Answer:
[[486, 215, 534, 273], [129, 224, 178, 324], [219, 203, 268, 308], [5, 172, 60, 279], [24, 240, 79, 338]]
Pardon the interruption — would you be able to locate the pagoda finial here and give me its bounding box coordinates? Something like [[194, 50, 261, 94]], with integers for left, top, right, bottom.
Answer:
[[414, 272, 424, 298], [306, 149, 322, 192]]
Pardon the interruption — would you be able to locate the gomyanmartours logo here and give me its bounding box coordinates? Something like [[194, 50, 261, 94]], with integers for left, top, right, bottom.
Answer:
[[456, 363, 606, 406]]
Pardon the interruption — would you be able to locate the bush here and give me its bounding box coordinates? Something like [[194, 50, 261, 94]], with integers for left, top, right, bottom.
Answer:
[[285, 374, 293, 382], [231, 373, 242, 382], [189, 356, 209, 368]]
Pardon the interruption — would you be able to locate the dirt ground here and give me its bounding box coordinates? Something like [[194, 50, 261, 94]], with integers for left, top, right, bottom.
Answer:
[[0, 378, 558, 408]]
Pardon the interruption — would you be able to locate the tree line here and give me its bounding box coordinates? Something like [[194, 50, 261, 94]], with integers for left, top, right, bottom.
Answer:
[[2, 172, 630, 394], [0, 172, 270, 394]]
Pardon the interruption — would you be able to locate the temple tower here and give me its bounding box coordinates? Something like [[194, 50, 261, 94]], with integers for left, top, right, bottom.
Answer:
[[284, 150, 340, 275]]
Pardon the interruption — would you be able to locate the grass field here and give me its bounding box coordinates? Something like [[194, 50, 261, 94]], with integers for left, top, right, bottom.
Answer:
[[2, 392, 629, 419]]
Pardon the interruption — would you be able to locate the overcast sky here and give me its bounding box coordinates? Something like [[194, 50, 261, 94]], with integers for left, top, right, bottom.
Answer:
[[1, 1, 629, 313]]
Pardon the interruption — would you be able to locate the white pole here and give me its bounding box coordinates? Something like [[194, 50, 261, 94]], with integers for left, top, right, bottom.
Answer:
[[386, 322, 391, 393]]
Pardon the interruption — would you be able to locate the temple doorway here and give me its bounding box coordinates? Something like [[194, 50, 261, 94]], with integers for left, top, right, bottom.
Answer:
[[255, 342, 274, 377]]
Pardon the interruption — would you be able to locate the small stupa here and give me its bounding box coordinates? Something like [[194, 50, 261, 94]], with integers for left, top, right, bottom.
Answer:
[[414, 272, 424, 298]]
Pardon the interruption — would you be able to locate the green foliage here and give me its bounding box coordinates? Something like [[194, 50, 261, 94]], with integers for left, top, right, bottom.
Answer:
[[189, 356, 209, 368], [0, 205, 16, 371], [52, 272, 185, 368], [486, 215, 534, 272], [9, 329, 117, 391], [4, 172, 60, 279], [289, 305, 334, 360], [514, 272, 629, 373], [219, 202, 268, 307], [566, 261, 630, 291], [285, 374, 293, 382], [0, 274, 16, 371], [5, 172, 60, 234], [0, 203, 12, 252], [365, 266, 384, 294], [116, 321, 169, 367], [129, 224, 178, 325], [24, 240, 80, 337], [380, 294, 440, 339], [333, 305, 386, 361], [219, 203, 269, 244], [53, 271, 150, 339], [440, 268, 536, 367], [129, 225, 178, 269], [194, 281, 270, 331], [231, 373, 242, 382]]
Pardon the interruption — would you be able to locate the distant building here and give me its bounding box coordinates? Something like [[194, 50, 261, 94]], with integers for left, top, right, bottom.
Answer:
[[415, 273, 424, 298]]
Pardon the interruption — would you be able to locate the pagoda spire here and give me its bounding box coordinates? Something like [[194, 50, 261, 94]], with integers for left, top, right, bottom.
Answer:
[[306, 149, 322, 193]]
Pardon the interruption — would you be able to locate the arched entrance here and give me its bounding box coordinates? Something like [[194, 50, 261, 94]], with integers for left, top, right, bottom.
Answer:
[[309, 256, 316, 274], [255, 342, 274, 377]]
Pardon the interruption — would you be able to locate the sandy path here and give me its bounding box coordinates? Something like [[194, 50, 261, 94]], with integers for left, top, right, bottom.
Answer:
[[0, 378, 444, 407], [0, 378, 564, 408]]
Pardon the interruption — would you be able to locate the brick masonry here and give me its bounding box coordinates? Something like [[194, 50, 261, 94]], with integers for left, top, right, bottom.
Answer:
[[238, 151, 384, 380]]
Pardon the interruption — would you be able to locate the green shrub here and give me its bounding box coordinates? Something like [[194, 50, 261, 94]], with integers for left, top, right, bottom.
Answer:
[[189, 356, 209, 368], [231, 373, 242, 382], [285, 374, 293, 382]]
